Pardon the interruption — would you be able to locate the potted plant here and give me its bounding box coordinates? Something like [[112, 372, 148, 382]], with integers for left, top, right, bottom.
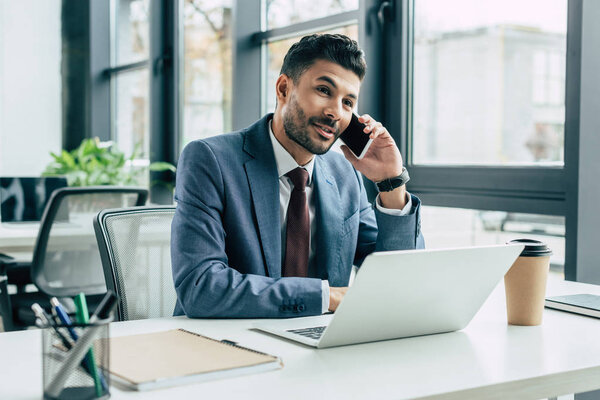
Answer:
[[42, 138, 176, 196]]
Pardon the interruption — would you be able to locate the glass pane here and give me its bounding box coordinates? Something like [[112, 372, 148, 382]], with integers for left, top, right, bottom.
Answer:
[[181, 0, 233, 147], [264, 25, 359, 114], [114, 0, 150, 65], [266, 0, 358, 30], [114, 69, 150, 162], [421, 206, 565, 277], [0, 1, 62, 175], [412, 0, 567, 166]]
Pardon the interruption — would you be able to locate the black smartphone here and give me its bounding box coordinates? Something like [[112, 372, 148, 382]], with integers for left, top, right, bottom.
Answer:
[[339, 113, 373, 159]]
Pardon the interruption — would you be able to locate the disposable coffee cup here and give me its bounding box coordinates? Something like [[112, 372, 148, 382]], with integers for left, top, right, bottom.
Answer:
[[504, 239, 552, 326]]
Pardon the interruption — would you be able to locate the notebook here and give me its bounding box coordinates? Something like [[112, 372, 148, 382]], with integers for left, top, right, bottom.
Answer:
[[99, 329, 282, 391], [545, 294, 600, 318]]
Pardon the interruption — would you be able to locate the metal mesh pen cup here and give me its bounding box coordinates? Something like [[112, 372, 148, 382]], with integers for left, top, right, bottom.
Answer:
[[42, 318, 112, 400]]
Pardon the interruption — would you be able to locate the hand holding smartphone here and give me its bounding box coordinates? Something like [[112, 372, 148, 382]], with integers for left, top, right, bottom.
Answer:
[[339, 114, 373, 159]]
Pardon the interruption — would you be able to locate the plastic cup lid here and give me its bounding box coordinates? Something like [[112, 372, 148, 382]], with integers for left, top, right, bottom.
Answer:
[[507, 238, 553, 257]]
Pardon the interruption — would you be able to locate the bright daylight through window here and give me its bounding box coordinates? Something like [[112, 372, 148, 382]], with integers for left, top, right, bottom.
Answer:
[[412, 0, 567, 166]]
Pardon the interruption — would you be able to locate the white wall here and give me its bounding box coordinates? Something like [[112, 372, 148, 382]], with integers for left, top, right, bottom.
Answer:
[[0, 0, 62, 176]]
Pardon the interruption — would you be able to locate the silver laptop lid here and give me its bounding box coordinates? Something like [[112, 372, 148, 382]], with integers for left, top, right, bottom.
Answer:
[[316, 244, 524, 348]]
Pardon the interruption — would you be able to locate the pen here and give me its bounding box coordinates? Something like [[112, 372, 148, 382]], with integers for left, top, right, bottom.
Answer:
[[31, 303, 73, 350], [51, 296, 108, 394], [50, 297, 78, 341], [74, 293, 104, 397], [89, 290, 118, 322], [44, 323, 106, 398]]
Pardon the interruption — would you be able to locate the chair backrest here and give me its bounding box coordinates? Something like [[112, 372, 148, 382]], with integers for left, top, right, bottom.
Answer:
[[93, 206, 177, 321], [31, 187, 147, 297]]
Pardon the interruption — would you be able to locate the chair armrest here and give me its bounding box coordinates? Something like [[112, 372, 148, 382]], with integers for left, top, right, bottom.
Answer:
[[0, 254, 16, 277]]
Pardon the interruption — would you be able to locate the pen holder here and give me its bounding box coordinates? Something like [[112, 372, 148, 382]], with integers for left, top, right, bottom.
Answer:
[[42, 318, 112, 400]]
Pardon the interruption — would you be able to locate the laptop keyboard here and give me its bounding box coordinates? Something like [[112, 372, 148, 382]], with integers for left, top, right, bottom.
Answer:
[[287, 326, 326, 340]]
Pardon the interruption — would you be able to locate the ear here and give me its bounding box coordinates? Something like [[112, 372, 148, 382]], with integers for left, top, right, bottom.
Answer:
[[275, 74, 291, 104]]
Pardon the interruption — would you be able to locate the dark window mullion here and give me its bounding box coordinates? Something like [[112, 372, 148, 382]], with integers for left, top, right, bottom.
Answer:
[[255, 10, 359, 43]]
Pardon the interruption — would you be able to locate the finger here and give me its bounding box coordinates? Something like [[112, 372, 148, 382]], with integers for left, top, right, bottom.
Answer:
[[340, 145, 359, 167], [358, 114, 373, 124], [369, 125, 388, 139], [364, 121, 383, 134]]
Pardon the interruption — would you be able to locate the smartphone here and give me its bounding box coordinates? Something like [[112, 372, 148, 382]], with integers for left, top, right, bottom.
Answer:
[[339, 113, 373, 159]]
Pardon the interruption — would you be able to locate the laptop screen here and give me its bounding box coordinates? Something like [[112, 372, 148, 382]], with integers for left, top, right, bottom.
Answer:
[[0, 177, 68, 223]]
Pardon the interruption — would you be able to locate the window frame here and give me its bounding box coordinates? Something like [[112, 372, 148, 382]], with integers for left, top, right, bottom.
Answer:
[[90, 0, 177, 203], [387, 0, 570, 216], [85, 0, 600, 283]]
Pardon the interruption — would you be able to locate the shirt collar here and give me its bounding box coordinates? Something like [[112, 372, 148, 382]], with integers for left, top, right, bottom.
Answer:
[[268, 119, 315, 184]]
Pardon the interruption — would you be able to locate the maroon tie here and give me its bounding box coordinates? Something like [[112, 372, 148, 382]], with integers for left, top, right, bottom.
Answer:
[[283, 167, 310, 277]]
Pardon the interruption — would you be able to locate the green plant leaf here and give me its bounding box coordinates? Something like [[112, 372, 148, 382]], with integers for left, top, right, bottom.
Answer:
[[149, 162, 177, 173]]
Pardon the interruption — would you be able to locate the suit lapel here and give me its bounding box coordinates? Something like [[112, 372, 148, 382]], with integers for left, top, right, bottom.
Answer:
[[243, 115, 281, 278], [313, 156, 344, 283]]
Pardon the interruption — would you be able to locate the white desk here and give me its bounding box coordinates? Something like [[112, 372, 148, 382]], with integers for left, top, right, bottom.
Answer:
[[0, 224, 39, 254], [2, 276, 600, 399]]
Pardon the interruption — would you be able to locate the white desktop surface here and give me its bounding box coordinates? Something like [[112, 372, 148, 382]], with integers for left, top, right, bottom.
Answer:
[[2, 276, 600, 399], [0, 223, 39, 253]]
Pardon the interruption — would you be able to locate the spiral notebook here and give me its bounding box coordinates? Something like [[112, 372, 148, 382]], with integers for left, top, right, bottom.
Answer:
[[100, 329, 283, 391]]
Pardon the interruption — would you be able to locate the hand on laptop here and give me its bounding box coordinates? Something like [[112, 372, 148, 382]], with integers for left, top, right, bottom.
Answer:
[[329, 287, 348, 312]]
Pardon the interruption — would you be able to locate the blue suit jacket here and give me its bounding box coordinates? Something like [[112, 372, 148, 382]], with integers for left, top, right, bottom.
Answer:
[[171, 114, 425, 318]]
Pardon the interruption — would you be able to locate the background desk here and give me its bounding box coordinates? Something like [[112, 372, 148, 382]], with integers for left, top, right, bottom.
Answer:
[[2, 276, 600, 399], [0, 223, 39, 255]]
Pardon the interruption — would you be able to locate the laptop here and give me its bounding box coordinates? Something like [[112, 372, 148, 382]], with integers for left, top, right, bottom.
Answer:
[[254, 244, 524, 348], [0, 176, 67, 226]]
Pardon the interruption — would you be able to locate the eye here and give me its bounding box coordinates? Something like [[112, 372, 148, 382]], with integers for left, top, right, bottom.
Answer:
[[316, 86, 331, 95], [343, 99, 354, 108]]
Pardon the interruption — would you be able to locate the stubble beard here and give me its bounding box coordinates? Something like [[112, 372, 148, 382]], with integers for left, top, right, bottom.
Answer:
[[282, 94, 340, 155]]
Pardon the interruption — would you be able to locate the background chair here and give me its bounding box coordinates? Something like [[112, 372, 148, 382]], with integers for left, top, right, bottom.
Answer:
[[0, 186, 147, 331], [94, 206, 177, 321]]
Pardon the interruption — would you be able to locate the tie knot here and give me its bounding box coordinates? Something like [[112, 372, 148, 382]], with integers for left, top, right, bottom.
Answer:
[[286, 167, 309, 191]]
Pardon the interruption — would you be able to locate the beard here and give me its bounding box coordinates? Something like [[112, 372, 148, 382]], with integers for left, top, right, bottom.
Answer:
[[282, 94, 341, 155]]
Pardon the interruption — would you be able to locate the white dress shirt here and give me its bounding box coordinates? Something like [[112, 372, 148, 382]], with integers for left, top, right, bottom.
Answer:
[[268, 121, 412, 313]]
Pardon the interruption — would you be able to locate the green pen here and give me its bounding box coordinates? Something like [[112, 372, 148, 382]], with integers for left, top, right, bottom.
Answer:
[[74, 293, 103, 397]]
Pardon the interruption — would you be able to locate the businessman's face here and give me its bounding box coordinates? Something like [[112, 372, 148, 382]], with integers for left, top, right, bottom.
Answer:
[[280, 60, 361, 155]]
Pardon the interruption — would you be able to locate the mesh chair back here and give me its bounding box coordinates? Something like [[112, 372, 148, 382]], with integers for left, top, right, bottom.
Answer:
[[94, 206, 177, 321], [31, 187, 147, 297]]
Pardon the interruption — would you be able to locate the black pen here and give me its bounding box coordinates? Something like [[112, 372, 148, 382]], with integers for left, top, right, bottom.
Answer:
[[89, 290, 118, 322]]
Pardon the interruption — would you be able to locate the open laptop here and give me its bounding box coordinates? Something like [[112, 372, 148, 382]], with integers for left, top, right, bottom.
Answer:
[[0, 177, 67, 227], [254, 244, 524, 348]]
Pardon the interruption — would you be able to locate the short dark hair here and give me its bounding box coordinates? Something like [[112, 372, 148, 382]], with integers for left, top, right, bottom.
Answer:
[[280, 34, 366, 82]]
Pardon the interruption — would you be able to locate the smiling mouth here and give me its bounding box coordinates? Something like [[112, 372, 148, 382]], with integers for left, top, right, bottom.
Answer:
[[313, 123, 336, 139]]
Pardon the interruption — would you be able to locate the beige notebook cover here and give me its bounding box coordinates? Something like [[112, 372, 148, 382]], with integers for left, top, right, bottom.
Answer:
[[99, 329, 282, 390]]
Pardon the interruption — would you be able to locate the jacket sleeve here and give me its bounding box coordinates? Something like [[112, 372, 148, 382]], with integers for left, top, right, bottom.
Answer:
[[171, 140, 323, 318], [353, 172, 425, 267]]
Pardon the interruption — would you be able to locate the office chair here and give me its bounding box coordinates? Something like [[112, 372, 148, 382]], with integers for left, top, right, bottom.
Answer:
[[0, 186, 147, 331], [94, 206, 177, 321]]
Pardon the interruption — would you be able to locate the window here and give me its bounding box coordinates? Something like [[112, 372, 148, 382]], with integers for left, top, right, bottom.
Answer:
[[109, 0, 151, 164], [412, 0, 567, 166], [114, 0, 150, 65], [181, 0, 233, 147], [86, 0, 597, 282], [266, 0, 358, 29], [422, 206, 565, 276], [114, 69, 150, 159]]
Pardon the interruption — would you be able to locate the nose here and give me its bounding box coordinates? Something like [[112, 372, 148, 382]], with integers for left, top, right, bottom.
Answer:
[[323, 100, 343, 122]]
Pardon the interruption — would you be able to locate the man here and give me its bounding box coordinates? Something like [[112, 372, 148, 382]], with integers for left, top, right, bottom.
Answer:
[[171, 34, 425, 318]]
